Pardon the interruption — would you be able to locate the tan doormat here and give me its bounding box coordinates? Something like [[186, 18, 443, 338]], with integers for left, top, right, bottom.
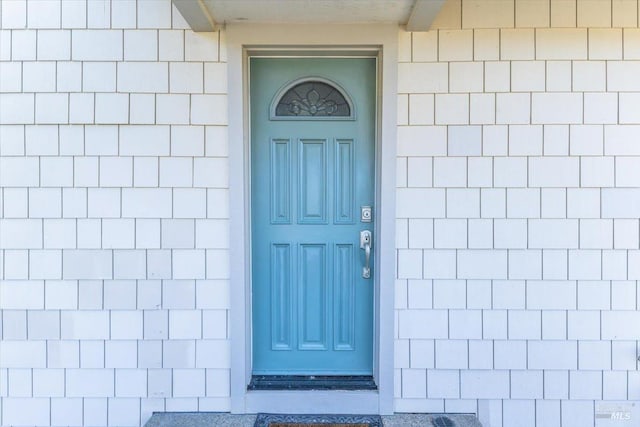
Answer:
[[254, 414, 382, 427], [269, 424, 369, 427]]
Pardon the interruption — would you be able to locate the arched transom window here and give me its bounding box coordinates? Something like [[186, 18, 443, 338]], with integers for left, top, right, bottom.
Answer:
[[270, 77, 355, 120]]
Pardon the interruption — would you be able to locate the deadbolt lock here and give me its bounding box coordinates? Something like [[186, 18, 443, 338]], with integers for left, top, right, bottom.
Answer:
[[361, 206, 372, 223]]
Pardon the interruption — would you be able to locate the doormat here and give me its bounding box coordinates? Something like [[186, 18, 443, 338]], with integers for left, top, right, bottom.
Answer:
[[267, 424, 368, 427], [254, 414, 383, 427], [249, 375, 377, 391]]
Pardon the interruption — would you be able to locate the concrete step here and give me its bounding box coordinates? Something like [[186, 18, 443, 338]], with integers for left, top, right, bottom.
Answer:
[[144, 412, 483, 427]]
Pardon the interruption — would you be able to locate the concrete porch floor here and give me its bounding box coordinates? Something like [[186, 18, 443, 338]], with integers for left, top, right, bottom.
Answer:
[[144, 412, 483, 426]]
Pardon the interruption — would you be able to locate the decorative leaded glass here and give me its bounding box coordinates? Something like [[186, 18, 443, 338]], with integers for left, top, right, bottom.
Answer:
[[273, 79, 352, 119]]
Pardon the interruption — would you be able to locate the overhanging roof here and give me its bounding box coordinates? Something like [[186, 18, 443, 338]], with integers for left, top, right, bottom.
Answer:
[[172, 0, 445, 32]]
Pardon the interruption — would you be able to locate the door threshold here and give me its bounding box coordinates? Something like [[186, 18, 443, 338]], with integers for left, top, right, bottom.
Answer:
[[248, 375, 377, 391]]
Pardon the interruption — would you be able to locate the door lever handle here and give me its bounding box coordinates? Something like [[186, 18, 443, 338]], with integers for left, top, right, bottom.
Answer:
[[360, 230, 372, 279]]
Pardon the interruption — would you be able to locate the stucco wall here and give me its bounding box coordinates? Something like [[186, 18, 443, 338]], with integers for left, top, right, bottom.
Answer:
[[1, 0, 640, 426]]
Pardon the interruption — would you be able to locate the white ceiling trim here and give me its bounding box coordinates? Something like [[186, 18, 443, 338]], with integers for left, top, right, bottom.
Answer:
[[172, 0, 445, 32], [173, 0, 220, 31], [406, 0, 446, 31]]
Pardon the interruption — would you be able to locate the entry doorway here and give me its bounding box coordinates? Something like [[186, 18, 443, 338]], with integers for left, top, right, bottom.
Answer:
[[250, 58, 377, 378]]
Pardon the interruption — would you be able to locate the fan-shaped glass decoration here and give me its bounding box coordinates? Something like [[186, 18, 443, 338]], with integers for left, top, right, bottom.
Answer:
[[271, 78, 354, 120]]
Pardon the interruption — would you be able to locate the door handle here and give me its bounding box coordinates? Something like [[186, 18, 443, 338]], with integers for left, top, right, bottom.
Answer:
[[360, 230, 372, 279]]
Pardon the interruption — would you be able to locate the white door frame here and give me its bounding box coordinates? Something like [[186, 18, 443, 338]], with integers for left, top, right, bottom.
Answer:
[[226, 24, 398, 415]]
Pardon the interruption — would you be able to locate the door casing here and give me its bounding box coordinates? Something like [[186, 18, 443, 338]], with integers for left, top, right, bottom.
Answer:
[[226, 24, 398, 414]]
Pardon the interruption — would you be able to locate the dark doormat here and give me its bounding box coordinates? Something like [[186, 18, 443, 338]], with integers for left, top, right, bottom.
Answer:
[[249, 375, 377, 391], [254, 414, 383, 427]]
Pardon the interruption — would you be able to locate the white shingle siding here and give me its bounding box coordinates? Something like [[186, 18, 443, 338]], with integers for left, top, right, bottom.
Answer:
[[0, 0, 228, 424], [396, 1, 640, 425], [2, 0, 640, 426]]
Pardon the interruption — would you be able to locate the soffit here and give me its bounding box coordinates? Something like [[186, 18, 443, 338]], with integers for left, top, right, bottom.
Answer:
[[172, 0, 445, 31]]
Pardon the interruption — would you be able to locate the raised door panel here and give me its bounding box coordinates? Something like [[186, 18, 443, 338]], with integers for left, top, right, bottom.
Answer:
[[298, 244, 328, 350], [334, 139, 355, 224], [270, 138, 291, 224], [333, 243, 355, 351], [298, 139, 328, 224], [271, 243, 293, 350]]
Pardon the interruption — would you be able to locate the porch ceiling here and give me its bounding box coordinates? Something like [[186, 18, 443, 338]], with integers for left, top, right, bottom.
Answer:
[[172, 0, 445, 32]]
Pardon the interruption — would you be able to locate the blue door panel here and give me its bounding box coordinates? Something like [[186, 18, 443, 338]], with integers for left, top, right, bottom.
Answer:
[[334, 243, 355, 351], [251, 58, 375, 375], [270, 243, 293, 350], [335, 140, 355, 224], [299, 243, 328, 350], [298, 139, 328, 224], [270, 139, 291, 224]]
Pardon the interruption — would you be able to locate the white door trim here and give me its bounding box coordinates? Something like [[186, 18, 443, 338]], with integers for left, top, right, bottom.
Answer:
[[226, 24, 398, 415]]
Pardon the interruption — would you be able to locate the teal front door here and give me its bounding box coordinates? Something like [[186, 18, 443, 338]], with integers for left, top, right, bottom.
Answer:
[[251, 57, 376, 375]]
